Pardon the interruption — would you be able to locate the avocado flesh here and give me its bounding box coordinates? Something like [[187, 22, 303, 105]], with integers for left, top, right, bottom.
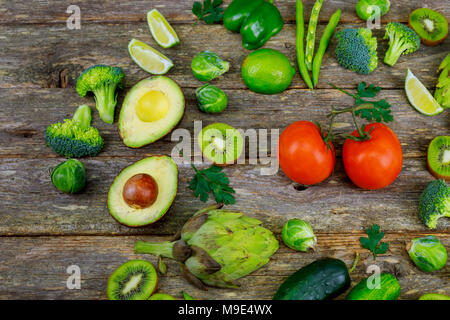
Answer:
[[108, 156, 178, 227], [119, 76, 185, 148]]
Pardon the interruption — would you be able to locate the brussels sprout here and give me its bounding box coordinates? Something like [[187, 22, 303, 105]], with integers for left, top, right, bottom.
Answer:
[[282, 219, 317, 252], [356, 0, 390, 21], [196, 84, 228, 113], [51, 159, 86, 193], [191, 51, 230, 82], [407, 236, 447, 272]]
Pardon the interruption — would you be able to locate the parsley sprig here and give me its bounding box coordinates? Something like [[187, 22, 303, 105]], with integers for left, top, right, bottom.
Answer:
[[319, 82, 394, 147], [189, 163, 236, 205], [330, 82, 393, 123], [192, 0, 224, 24], [359, 224, 389, 260]]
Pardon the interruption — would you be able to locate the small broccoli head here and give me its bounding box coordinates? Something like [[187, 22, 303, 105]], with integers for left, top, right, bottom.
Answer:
[[335, 28, 378, 75], [45, 105, 104, 158], [383, 22, 420, 67], [76, 65, 125, 124], [419, 180, 450, 229]]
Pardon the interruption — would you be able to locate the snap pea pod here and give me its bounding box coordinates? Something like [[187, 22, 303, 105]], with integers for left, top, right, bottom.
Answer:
[[305, 0, 324, 71], [296, 0, 314, 89], [312, 9, 341, 88]]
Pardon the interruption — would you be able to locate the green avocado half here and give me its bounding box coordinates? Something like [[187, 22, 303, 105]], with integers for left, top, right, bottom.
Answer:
[[108, 156, 178, 227], [119, 76, 185, 148]]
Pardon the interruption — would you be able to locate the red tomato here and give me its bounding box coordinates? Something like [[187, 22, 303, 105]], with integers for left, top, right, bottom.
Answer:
[[343, 123, 403, 190], [278, 121, 335, 185]]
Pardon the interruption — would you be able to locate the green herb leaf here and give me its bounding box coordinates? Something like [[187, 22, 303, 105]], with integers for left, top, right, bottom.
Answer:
[[359, 224, 389, 260], [192, 0, 224, 24], [357, 82, 382, 98], [331, 82, 393, 123], [189, 164, 235, 205]]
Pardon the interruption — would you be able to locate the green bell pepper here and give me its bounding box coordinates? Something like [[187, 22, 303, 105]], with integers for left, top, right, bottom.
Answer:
[[224, 0, 284, 50]]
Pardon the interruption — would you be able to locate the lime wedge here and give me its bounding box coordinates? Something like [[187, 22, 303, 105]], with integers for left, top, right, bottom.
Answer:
[[147, 9, 180, 49], [128, 39, 174, 75], [405, 69, 443, 116]]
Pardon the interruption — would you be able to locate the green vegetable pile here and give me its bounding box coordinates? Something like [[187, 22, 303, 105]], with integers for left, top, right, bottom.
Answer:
[[40, 0, 449, 301]]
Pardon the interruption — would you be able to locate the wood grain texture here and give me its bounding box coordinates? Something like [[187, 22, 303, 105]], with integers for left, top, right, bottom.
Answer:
[[1, 0, 448, 25], [0, 0, 449, 300], [0, 23, 448, 90], [0, 233, 448, 300], [0, 157, 449, 236]]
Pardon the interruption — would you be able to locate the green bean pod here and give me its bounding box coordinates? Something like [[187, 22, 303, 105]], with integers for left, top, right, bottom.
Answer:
[[312, 9, 341, 88], [305, 0, 324, 71], [296, 0, 314, 89]]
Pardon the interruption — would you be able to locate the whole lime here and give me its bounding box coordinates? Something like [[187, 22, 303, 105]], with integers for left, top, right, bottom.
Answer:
[[241, 48, 295, 94]]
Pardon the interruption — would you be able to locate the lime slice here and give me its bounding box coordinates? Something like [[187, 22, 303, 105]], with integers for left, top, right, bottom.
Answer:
[[147, 9, 180, 49], [405, 69, 443, 116], [128, 39, 174, 75]]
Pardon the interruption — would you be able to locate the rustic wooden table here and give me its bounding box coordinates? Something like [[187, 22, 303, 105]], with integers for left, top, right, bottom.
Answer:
[[0, 0, 449, 300]]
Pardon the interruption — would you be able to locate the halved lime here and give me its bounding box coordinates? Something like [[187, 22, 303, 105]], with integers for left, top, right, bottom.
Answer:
[[147, 9, 180, 49], [128, 38, 174, 75], [405, 69, 443, 116]]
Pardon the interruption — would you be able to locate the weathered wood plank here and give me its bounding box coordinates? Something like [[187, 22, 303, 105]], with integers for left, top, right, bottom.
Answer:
[[0, 234, 447, 300], [1, 0, 448, 25], [0, 157, 448, 236], [0, 88, 448, 158], [0, 23, 448, 89]]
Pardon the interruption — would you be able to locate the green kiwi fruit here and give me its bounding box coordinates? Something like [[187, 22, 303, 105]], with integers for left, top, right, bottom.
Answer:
[[427, 136, 450, 180], [107, 260, 158, 300], [149, 293, 176, 300], [198, 123, 244, 166], [409, 8, 448, 46]]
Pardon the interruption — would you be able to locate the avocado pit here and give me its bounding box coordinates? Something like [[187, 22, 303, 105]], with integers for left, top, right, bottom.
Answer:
[[136, 90, 169, 122], [123, 173, 159, 209]]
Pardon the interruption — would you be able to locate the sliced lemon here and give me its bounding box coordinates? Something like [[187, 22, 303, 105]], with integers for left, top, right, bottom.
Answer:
[[405, 69, 443, 116], [147, 9, 180, 49], [128, 39, 174, 75]]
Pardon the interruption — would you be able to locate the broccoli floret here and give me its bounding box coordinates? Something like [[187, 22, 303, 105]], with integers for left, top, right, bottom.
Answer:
[[335, 28, 378, 75], [419, 180, 450, 229], [383, 22, 420, 67], [76, 65, 125, 124], [45, 105, 104, 158]]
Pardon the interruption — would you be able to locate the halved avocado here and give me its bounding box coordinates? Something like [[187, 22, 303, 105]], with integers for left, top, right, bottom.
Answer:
[[108, 156, 178, 227], [119, 76, 185, 148]]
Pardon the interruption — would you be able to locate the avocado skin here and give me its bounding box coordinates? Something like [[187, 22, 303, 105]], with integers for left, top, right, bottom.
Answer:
[[107, 156, 178, 227], [273, 258, 350, 300]]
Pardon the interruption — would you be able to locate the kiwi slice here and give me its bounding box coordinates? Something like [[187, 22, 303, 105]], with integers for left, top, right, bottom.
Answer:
[[149, 293, 176, 300], [198, 123, 244, 165], [427, 136, 450, 180], [107, 260, 158, 300], [409, 8, 448, 46]]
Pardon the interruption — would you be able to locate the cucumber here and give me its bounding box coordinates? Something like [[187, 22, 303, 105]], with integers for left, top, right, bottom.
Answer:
[[273, 258, 350, 300], [346, 273, 400, 300]]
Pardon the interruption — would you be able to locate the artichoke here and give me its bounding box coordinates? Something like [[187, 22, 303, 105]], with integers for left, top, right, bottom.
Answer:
[[134, 204, 279, 289]]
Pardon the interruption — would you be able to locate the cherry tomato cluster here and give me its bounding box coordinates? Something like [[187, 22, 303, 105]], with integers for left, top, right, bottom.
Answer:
[[278, 121, 403, 190]]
